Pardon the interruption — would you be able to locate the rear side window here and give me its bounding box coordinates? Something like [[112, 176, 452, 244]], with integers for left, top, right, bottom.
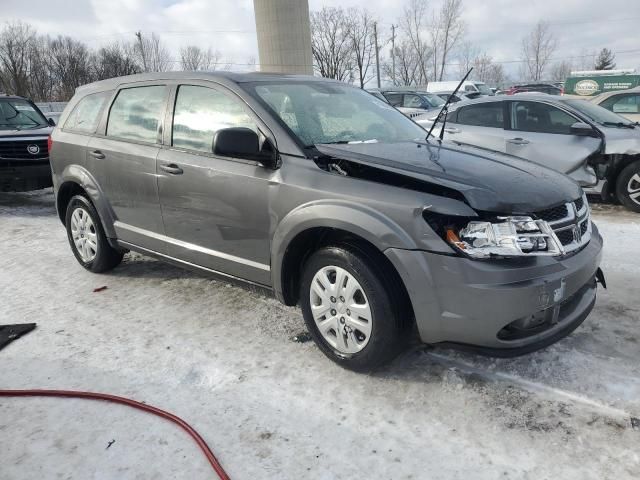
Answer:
[[456, 103, 504, 128], [511, 101, 577, 134], [403, 94, 423, 108], [107, 86, 167, 143], [383, 93, 402, 107], [600, 94, 640, 114], [172, 85, 256, 153], [64, 91, 110, 133]]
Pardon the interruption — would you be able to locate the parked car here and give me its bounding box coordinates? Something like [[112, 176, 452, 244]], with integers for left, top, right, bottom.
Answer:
[[426, 80, 494, 96], [433, 91, 482, 103], [51, 72, 604, 371], [376, 89, 446, 117], [590, 86, 640, 123], [505, 84, 563, 95], [415, 95, 640, 212], [0, 94, 54, 192]]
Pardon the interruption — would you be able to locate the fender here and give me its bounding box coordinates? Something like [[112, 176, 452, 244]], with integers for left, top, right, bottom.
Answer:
[[270, 199, 419, 300], [57, 164, 117, 239]]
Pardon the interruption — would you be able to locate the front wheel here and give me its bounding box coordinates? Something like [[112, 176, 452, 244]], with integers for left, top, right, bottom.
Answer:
[[299, 245, 407, 372], [615, 161, 640, 213], [65, 195, 123, 273]]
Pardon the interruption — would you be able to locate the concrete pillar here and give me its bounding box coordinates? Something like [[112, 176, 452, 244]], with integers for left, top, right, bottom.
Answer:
[[253, 0, 313, 75]]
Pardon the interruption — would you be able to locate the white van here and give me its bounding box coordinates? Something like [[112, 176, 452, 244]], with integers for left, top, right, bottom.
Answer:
[[426, 80, 494, 96]]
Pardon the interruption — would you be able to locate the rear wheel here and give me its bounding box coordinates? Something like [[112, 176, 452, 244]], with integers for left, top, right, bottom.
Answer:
[[299, 245, 407, 372], [65, 195, 123, 273], [615, 161, 640, 213]]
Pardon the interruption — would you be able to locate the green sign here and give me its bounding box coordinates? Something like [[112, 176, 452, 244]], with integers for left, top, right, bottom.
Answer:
[[565, 74, 640, 96]]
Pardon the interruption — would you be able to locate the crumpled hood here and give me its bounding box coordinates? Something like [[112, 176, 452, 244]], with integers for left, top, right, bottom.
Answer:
[[316, 141, 583, 213], [0, 126, 52, 138], [601, 124, 640, 155]]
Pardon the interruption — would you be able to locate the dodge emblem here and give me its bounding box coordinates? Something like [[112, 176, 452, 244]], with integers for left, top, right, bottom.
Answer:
[[27, 144, 40, 155]]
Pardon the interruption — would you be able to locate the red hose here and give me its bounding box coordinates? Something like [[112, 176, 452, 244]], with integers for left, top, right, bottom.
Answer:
[[0, 389, 231, 480]]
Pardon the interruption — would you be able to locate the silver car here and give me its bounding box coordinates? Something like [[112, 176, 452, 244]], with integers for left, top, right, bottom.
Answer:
[[417, 95, 640, 212]]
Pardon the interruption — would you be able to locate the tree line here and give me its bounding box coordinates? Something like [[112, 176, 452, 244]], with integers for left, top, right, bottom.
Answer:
[[0, 2, 621, 102], [0, 22, 230, 101]]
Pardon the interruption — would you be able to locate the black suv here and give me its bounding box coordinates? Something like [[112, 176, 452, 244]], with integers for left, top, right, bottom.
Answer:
[[0, 95, 54, 192]]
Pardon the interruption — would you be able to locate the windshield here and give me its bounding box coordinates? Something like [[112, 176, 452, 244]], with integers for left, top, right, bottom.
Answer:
[[248, 82, 426, 147], [474, 83, 494, 95], [0, 99, 48, 130], [562, 99, 635, 126]]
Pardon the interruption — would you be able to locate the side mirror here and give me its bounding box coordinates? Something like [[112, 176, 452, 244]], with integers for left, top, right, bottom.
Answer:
[[212, 127, 279, 169], [570, 122, 596, 137], [47, 117, 56, 126]]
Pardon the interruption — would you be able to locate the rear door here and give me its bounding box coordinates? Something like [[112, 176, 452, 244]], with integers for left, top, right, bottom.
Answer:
[[88, 83, 170, 252], [505, 100, 601, 185], [447, 101, 507, 152], [156, 83, 273, 285]]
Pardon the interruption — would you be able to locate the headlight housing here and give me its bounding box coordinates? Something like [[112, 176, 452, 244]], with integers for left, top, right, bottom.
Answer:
[[445, 216, 564, 259]]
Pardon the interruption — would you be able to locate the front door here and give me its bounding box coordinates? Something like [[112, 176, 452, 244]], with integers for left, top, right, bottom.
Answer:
[[505, 100, 601, 186], [89, 84, 170, 252], [157, 84, 274, 285]]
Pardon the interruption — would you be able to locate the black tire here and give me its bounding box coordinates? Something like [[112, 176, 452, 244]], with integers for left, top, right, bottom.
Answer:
[[65, 194, 123, 273], [299, 245, 408, 372], [615, 161, 640, 213]]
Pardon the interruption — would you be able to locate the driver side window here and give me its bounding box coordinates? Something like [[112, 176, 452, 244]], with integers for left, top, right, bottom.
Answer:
[[172, 85, 257, 153], [510, 101, 577, 134]]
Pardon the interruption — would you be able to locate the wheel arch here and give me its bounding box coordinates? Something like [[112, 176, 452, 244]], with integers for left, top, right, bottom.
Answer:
[[272, 201, 417, 322], [56, 165, 117, 239]]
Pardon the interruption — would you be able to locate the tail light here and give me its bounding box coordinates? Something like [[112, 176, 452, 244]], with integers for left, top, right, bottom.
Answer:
[[47, 135, 52, 154]]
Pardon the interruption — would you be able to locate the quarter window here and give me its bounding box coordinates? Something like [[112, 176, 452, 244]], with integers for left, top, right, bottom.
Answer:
[[456, 102, 504, 128], [511, 101, 577, 134], [107, 86, 167, 143], [172, 85, 257, 153], [600, 94, 640, 114], [64, 91, 110, 133]]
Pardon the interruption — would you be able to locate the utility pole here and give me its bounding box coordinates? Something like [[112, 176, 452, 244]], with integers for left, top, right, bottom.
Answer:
[[391, 24, 397, 86], [135, 31, 148, 72], [373, 22, 381, 88]]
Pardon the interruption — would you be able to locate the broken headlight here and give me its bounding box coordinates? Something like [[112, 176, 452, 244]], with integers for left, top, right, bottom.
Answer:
[[445, 216, 564, 259]]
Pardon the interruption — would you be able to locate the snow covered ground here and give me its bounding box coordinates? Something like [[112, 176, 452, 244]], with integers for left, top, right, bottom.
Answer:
[[0, 189, 638, 479]]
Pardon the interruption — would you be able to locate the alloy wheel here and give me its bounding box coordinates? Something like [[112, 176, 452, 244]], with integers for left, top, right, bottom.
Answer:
[[627, 173, 640, 206], [70, 207, 98, 262]]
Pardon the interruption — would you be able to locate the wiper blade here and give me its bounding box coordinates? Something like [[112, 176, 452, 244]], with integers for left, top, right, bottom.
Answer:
[[426, 67, 473, 141], [601, 121, 635, 128]]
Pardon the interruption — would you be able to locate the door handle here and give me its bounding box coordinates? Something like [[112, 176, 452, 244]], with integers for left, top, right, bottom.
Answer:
[[444, 127, 460, 134], [507, 138, 530, 145], [159, 163, 183, 175], [89, 150, 105, 159]]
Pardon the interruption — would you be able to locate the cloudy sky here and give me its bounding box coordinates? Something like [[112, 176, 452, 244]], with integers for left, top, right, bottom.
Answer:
[[3, 0, 640, 80]]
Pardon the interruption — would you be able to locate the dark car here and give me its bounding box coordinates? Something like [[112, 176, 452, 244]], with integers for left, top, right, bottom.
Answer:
[[50, 72, 603, 371], [0, 95, 54, 192], [506, 84, 563, 95]]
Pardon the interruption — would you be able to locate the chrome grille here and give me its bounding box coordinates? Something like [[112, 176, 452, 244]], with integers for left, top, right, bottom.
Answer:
[[534, 194, 591, 255], [0, 138, 49, 160]]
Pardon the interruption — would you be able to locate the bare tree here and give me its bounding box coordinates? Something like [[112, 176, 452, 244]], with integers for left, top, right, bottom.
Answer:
[[549, 60, 572, 82], [0, 22, 36, 97], [346, 8, 377, 88], [400, 0, 431, 84], [456, 41, 478, 78], [27, 36, 56, 101], [48, 36, 93, 100], [134, 32, 172, 72], [92, 42, 140, 80], [383, 39, 421, 86], [431, 0, 465, 81], [180, 45, 221, 71], [520, 21, 557, 81], [310, 7, 353, 81]]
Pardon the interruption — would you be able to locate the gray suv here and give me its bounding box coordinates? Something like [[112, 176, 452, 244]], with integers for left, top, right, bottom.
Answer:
[[50, 72, 604, 371]]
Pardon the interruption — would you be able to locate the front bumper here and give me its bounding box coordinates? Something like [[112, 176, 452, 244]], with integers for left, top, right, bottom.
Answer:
[[386, 224, 603, 354], [0, 162, 52, 192]]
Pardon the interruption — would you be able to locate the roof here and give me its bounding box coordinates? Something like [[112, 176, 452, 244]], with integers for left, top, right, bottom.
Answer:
[[76, 70, 339, 93], [0, 94, 29, 101]]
